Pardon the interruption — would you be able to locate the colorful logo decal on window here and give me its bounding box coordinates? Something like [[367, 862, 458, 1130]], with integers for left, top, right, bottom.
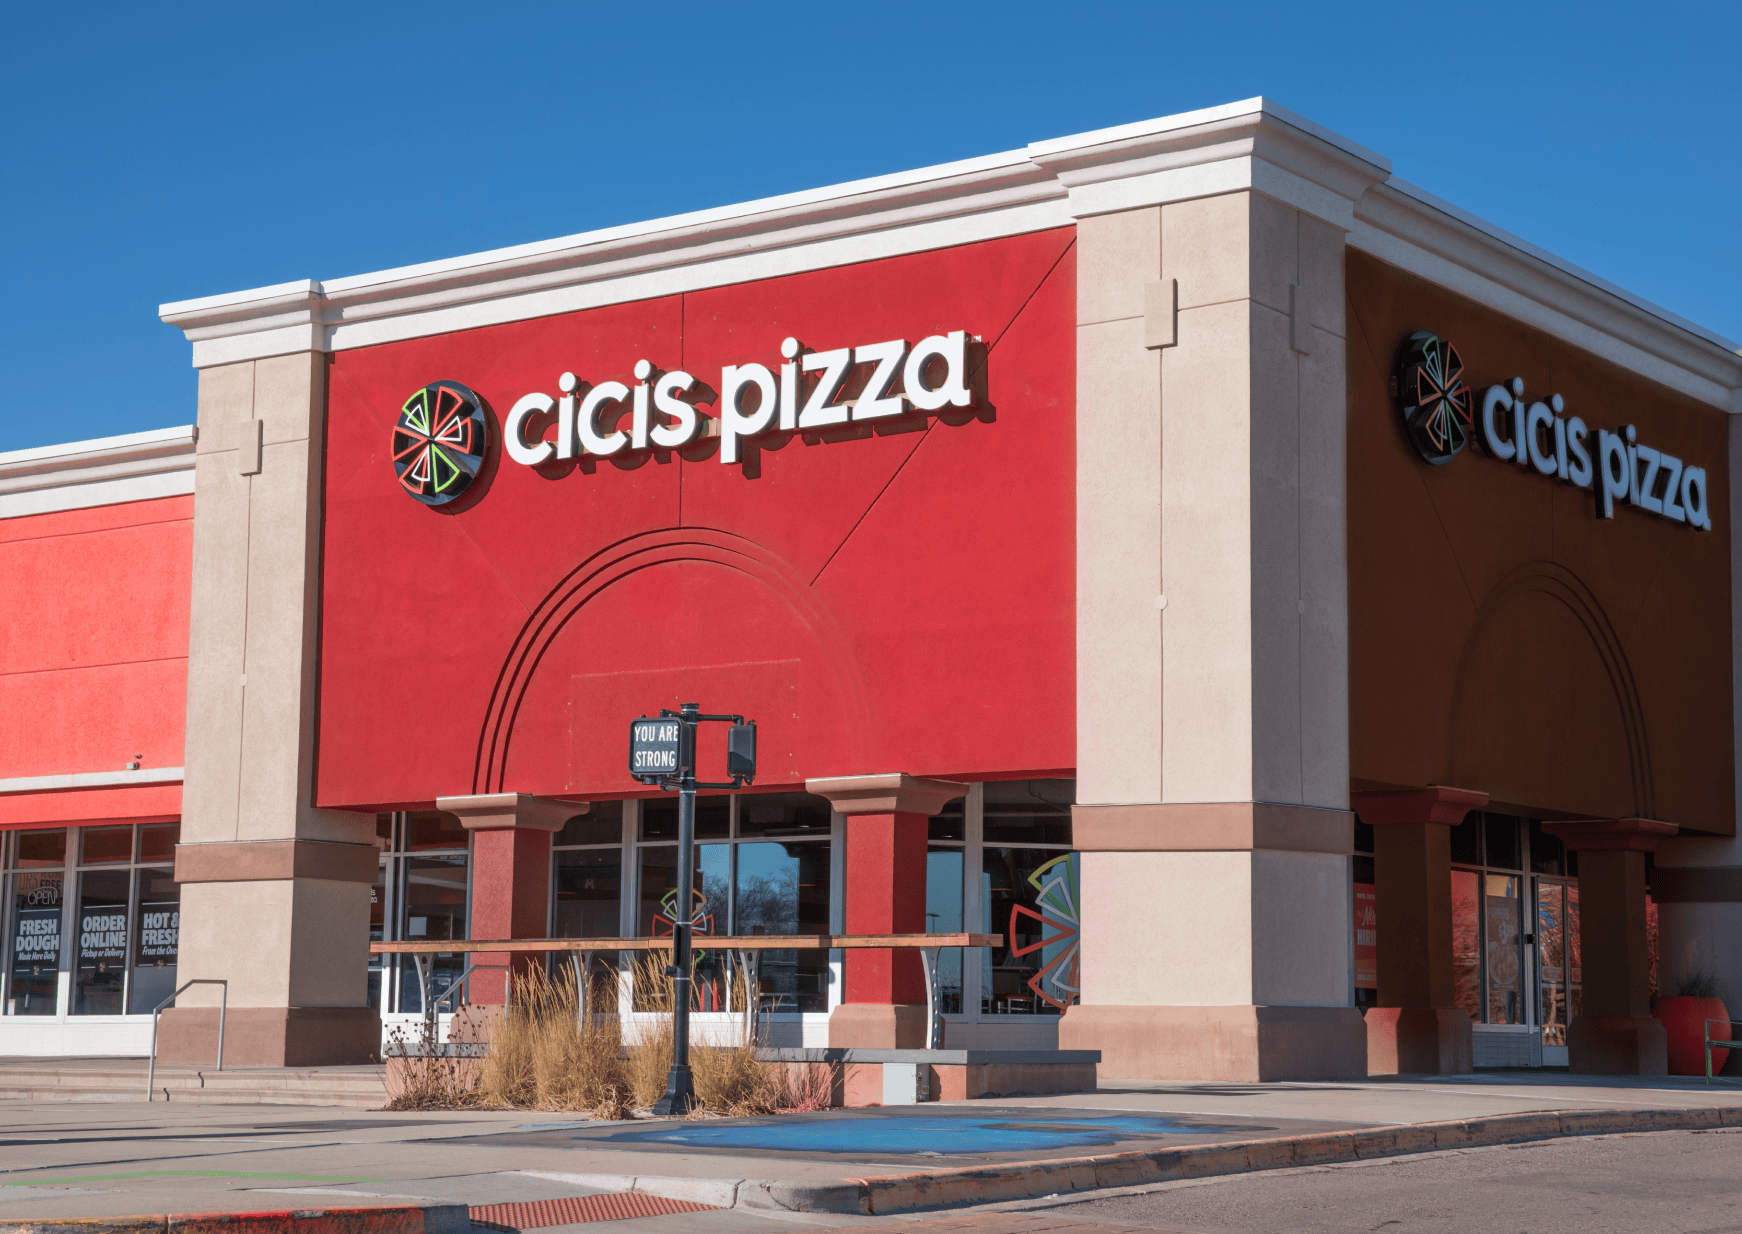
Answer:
[[392, 381, 487, 505], [1394, 331, 1474, 466], [1008, 852, 1080, 1013]]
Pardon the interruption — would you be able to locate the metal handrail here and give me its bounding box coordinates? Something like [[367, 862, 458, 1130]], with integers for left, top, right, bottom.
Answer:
[[145, 979, 226, 1101], [1704, 1018, 1740, 1085], [410, 953, 508, 1032]]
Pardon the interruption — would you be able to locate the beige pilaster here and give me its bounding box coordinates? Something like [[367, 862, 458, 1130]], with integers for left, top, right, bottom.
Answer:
[[1035, 109, 1388, 1080], [1654, 410, 1742, 1050], [160, 350, 380, 1066]]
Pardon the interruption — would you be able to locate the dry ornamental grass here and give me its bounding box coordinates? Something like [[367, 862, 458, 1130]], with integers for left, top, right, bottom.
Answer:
[[389, 954, 838, 1117]]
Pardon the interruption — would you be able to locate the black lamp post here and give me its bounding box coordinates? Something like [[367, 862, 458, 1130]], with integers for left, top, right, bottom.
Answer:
[[629, 702, 757, 1115]]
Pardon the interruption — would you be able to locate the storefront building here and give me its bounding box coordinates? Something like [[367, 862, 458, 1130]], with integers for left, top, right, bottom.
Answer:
[[3, 99, 1738, 1079]]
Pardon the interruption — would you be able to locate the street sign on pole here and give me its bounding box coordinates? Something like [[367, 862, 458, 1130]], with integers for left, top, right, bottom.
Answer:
[[628, 717, 682, 781], [629, 703, 756, 1115]]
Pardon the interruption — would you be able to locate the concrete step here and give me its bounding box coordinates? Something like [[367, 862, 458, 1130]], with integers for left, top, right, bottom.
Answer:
[[0, 1057, 388, 1108]]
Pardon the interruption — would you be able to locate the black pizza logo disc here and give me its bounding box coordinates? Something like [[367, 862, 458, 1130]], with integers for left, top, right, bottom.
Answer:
[[392, 381, 486, 505], [1395, 331, 1474, 466]]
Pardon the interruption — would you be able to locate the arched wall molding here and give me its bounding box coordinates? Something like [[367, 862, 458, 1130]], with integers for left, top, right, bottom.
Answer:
[[1448, 561, 1654, 818], [471, 527, 872, 794]]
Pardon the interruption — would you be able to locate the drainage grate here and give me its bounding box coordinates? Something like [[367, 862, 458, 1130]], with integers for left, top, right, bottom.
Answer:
[[470, 1192, 721, 1229]]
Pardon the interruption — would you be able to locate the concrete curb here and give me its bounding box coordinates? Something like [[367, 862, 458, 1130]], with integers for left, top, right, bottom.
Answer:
[[535, 1104, 1742, 1216], [0, 1206, 472, 1234]]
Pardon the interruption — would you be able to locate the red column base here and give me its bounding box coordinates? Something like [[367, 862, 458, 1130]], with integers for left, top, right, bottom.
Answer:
[[827, 1003, 929, 1048], [1365, 1006, 1473, 1075], [1569, 1015, 1668, 1075]]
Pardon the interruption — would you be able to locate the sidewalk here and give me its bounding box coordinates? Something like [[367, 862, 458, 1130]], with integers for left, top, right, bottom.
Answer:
[[0, 1072, 1737, 1227]]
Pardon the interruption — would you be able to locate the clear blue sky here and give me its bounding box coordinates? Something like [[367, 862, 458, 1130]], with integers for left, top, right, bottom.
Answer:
[[3, 1, 1736, 453]]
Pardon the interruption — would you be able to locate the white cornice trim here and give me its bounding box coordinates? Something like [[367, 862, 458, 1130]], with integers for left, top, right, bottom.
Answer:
[[162, 151, 1068, 367], [1351, 182, 1742, 408], [0, 427, 197, 520], [1026, 97, 1390, 229], [155, 98, 1741, 407], [0, 766, 184, 796]]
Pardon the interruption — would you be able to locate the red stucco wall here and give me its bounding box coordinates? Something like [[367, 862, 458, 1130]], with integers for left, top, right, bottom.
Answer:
[[316, 229, 1078, 808]]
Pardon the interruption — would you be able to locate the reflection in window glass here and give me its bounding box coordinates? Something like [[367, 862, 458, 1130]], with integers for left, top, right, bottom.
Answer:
[[74, 869, 130, 1014], [1566, 885, 1582, 1021], [128, 867, 179, 1013], [1451, 869, 1481, 1022], [7, 869, 63, 1015], [368, 862, 387, 1011], [398, 854, 467, 1012], [1536, 882, 1570, 1046], [1485, 873, 1523, 1024], [981, 780, 1073, 846], [926, 848, 964, 1014], [733, 841, 828, 1014], [554, 848, 623, 939]]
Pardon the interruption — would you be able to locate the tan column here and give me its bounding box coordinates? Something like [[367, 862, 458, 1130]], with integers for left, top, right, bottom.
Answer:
[[1043, 112, 1388, 1081], [1353, 786, 1487, 1074], [807, 774, 964, 1048], [1546, 818, 1677, 1075], [160, 351, 382, 1067], [1654, 409, 1742, 1042]]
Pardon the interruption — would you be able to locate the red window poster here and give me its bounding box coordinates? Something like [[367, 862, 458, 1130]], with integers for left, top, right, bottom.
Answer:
[[1354, 883, 1377, 989]]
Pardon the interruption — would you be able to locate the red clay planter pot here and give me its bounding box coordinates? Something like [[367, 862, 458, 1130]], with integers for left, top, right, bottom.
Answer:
[[1652, 995, 1732, 1076]]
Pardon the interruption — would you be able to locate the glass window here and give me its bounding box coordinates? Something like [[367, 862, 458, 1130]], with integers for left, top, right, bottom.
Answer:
[[1451, 869, 1481, 1022], [927, 847, 964, 1013], [554, 848, 623, 939], [128, 866, 179, 1014], [1528, 820, 1564, 876], [1484, 873, 1523, 1024], [80, 826, 132, 866], [928, 799, 966, 843], [641, 796, 729, 840], [16, 830, 67, 868], [733, 840, 829, 1013], [7, 867, 63, 1015], [1484, 814, 1522, 871], [138, 824, 179, 864], [554, 803, 622, 847], [367, 860, 387, 1012], [983, 847, 1078, 1015], [74, 869, 130, 1014], [398, 854, 468, 1012], [1448, 812, 1482, 865], [737, 795, 830, 838], [404, 811, 467, 851], [982, 780, 1073, 846], [1353, 816, 1375, 854], [1535, 882, 1578, 1047]]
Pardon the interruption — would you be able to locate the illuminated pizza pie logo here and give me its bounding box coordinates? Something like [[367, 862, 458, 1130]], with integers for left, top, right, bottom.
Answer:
[[392, 381, 487, 505], [1395, 331, 1474, 466]]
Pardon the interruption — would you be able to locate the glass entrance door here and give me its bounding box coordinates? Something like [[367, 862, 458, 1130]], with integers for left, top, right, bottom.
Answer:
[[1534, 879, 1580, 1067]]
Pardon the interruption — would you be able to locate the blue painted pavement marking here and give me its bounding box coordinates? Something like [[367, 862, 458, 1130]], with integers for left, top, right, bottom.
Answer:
[[599, 1114, 1245, 1155]]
